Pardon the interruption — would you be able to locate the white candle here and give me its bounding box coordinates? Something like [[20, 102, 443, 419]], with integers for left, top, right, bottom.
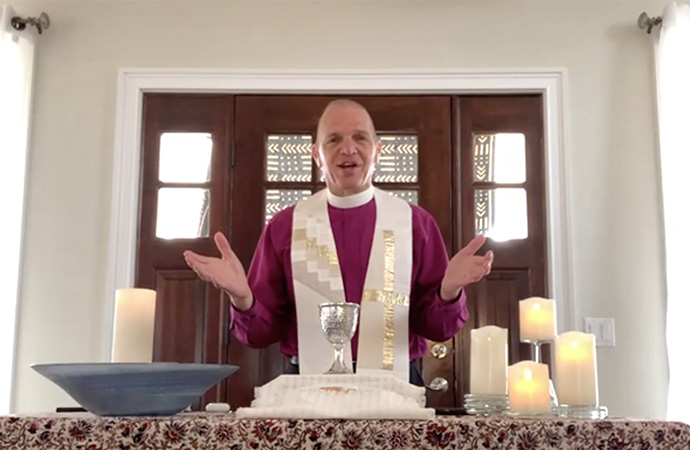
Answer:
[[470, 326, 508, 395], [554, 331, 599, 406], [508, 361, 552, 414], [519, 297, 556, 342], [111, 288, 157, 363]]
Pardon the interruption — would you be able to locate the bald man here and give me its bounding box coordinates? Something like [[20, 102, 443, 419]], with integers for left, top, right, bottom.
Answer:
[[184, 99, 493, 385]]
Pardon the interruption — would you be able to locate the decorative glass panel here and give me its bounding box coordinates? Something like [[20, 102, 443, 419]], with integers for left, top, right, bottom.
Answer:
[[156, 188, 209, 239], [386, 190, 418, 205], [473, 133, 526, 183], [266, 135, 313, 182], [266, 189, 312, 222], [159, 133, 212, 183], [374, 135, 418, 183], [474, 188, 527, 241]]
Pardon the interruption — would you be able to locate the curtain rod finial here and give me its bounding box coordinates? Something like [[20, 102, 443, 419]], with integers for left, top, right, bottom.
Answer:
[[638, 12, 662, 34], [10, 12, 50, 35]]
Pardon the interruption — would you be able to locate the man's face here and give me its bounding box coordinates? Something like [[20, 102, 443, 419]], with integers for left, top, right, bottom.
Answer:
[[312, 104, 381, 197]]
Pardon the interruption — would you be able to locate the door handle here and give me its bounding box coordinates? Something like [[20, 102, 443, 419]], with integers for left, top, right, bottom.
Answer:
[[425, 377, 449, 392], [430, 343, 448, 359]]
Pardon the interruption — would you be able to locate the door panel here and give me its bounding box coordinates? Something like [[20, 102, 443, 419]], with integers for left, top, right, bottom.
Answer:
[[152, 270, 205, 363], [137, 94, 233, 408], [454, 95, 547, 406]]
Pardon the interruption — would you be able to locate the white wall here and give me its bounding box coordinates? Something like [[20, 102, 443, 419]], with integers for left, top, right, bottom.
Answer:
[[11, 0, 668, 418]]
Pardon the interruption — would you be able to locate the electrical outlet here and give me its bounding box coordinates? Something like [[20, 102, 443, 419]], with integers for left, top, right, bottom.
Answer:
[[584, 317, 616, 347]]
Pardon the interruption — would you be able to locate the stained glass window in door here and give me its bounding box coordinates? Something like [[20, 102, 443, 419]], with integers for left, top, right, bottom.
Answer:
[[156, 188, 210, 239], [265, 189, 312, 222], [374, 135, 418, 183], [474, 188, 527, 241], [266, 135, 313, 182], [159, 133, 212, 183], [473, 133, 526, 183], [385, 190, 418, 205]]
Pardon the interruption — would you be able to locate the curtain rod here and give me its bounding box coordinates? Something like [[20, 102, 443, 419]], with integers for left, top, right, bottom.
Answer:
[[6, 11, 666, 37], [638, 12, 662, 34], [10, 12, 50, 35]]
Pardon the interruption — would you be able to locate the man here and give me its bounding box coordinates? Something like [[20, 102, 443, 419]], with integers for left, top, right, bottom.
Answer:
[[184, 99, 493, 385]]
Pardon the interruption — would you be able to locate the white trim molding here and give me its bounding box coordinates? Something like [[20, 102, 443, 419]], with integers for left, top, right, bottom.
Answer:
[[105, 68, 574, 360]]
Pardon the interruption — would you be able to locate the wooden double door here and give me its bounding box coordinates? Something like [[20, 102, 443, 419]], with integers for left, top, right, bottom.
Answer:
[[136, 94, 547, 410]]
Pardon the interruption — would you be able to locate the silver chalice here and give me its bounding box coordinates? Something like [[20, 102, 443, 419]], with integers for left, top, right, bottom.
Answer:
[[318, 302, 360, 374]]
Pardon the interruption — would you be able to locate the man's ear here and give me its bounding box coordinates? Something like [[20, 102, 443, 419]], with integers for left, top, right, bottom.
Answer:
[[374, 139, 383, 164], [311, 143, 321, 168]]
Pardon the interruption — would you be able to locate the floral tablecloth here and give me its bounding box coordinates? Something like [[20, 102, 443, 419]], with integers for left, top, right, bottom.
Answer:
[[1, 413, 688, 450]]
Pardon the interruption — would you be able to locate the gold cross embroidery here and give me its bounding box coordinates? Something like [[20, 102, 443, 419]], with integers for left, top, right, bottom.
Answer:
[[362, 290, 409, 370], [362, 230, 409, 370]]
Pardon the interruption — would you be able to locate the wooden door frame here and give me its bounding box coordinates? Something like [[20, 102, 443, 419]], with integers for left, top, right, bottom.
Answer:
[[103, 68, 574, 362]]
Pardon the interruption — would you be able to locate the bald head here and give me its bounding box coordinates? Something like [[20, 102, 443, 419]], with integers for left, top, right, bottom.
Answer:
[[316, 99, 378, 144]]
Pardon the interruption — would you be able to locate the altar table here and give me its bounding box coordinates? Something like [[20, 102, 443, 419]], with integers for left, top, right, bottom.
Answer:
[[1, 413, 689, 450]]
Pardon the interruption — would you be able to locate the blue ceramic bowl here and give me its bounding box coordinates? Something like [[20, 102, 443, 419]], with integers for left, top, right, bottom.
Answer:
[[32, 362, 239, 416]]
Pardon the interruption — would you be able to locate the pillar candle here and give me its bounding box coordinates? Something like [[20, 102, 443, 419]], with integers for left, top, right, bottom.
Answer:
[[519, 297, 556, 342], [111, 288, 156, 363], [554, 331, 599, 406], [508, 361, 552, 414], [470, 326, 508, 395]]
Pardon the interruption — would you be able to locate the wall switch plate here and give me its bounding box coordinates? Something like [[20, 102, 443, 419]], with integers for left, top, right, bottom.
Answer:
[[584, 317, 616, 347]]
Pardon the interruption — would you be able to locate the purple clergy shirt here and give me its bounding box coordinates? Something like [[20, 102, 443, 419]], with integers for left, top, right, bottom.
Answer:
[[230, 198, 469, 361]]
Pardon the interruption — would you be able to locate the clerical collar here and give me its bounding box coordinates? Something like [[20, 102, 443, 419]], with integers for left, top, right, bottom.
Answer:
[[326, 186, 374, 209]]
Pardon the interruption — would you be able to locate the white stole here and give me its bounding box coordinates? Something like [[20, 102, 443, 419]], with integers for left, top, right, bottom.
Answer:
[[291, 188, 412, 381]]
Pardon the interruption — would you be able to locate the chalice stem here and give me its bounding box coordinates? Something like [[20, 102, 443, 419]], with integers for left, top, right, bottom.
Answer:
[[328, 343, 351, 374]]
